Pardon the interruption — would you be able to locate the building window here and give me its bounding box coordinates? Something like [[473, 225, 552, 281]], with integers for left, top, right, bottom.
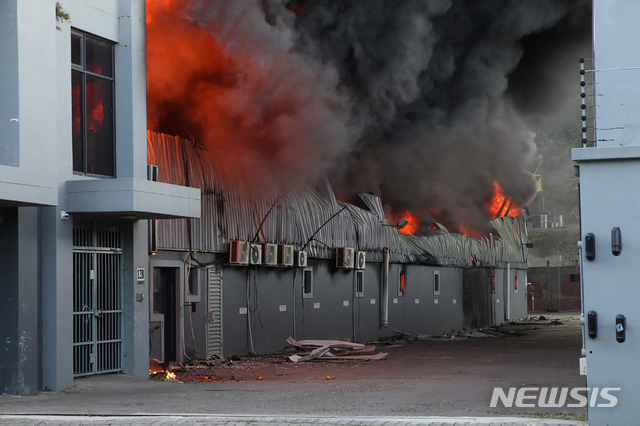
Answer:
[[188, 269, 199, 296], [433, 270, 440, 296], [398, 267, 406, 297], [514, 273, 518, 293], [71, 30, 115, 176], [491, 271, 496, 294], [303, 267, 313, 299], [355, 270, 364, 298], [186, 267, 202, 303]]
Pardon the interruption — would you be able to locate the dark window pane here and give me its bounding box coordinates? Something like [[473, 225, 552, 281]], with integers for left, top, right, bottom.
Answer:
[[304, 270, 312, 294], [71, 33, 82, 66], [85, 76, 113, 176], [85, 36, 112, 77], [72, 70, 84, 172]]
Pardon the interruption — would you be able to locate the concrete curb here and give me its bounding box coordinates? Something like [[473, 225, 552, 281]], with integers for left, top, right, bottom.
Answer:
[[0, 414, 588, 425]]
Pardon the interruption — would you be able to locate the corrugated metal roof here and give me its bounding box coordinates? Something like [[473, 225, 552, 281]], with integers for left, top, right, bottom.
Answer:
[[148, 131, 528, 268]]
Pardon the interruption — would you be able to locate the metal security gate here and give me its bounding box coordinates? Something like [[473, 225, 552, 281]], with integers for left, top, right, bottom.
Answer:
[[73, 220, 123, 377], [207, 266, 223, 357]]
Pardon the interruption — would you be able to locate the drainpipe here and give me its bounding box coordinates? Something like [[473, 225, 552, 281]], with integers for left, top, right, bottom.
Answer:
[[381, 248, 390, 328], [506, 263, 511, 321]]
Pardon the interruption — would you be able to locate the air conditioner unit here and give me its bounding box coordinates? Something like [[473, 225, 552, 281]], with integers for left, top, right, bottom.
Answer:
[[355, 251, 366, 270], [278, 244, 294, 266], [249, 243, 262, 265], [296, 250, 308, 268], [263, 243, 278, 266], [229, 240, 249, 265], [336, 247, 355, 269]]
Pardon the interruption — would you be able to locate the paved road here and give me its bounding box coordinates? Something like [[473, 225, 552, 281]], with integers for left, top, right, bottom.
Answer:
[[0, 414, 586, 425], [0, 315, 586, 425]]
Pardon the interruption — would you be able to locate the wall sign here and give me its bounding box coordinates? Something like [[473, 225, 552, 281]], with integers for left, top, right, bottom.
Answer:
[[136, 268, 145, 283]]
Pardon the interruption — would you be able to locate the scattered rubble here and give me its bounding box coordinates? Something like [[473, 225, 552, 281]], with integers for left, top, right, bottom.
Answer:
[[285, 337, 388, 362]]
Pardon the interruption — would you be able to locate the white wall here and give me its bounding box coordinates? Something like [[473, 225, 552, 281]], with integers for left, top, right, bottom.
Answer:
[[592, 0, 640, 147]]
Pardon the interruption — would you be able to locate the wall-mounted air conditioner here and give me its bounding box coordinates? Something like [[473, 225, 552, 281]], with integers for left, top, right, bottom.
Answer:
[[263, 243, 278, 266], [336, 247, 354, 269], [296, 250, 308, 268], [249, 243, 262, 265], [355, 251, 366, 270], [229, 240, 249, 265], [279, 244, 294, 266]]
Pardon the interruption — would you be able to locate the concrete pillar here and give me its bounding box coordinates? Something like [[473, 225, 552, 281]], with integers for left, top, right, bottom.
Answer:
[[0, 207, 40, 395], [40, 205, 74, 392], [122, 220, 150, 377], [115, 0, 148, 179]]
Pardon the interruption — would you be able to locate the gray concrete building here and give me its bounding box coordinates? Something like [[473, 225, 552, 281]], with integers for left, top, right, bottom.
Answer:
[[0, 0, 199, 395]]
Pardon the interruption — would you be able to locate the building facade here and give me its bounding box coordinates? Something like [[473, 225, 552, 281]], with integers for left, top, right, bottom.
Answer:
[[0, 0, 527, 396], [147, 132, 529, 362], [0, 0, 199, 395]]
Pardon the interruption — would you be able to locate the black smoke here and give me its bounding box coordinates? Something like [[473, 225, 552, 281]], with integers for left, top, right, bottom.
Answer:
[[159, 0, 591, 234]]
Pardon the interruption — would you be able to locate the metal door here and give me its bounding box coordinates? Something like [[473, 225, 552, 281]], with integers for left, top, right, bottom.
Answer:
[[73, 220, 123, 377]]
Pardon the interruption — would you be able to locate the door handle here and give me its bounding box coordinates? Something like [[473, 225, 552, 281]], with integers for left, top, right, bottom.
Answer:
[[587, 311, 597, 338], [616, 315, 626, 343]]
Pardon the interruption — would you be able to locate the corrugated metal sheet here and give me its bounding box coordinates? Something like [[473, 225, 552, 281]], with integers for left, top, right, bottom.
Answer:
[[148, 131, 528, 268]]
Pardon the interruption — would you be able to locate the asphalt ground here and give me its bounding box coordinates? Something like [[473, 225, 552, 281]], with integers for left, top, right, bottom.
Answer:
[[0, 313, 586, 425]]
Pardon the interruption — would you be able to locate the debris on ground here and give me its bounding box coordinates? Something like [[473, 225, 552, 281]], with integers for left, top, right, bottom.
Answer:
[[285, 337, 388, 362], [393, 326, 527, 341]]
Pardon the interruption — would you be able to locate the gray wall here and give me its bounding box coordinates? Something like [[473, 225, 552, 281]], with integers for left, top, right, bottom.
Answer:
[[0, 0, 57, 206], [151, 250, 527, 358], [0, 1, 19, 167], [220, 259, 464, 356], [0, 207, 39, 395]]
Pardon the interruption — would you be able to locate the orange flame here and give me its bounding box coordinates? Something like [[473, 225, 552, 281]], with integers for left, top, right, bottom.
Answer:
[[150, 369, 176, 380], [485, 181, 521, 220], [398, 211, 419, 235]]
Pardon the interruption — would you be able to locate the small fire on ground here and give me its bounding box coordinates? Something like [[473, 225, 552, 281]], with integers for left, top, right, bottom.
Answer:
[[149, 369, 176, 380]]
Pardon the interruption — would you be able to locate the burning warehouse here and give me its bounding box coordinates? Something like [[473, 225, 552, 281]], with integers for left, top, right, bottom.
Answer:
[[0, 0, 588, 397], [147, 131, 528, 360]]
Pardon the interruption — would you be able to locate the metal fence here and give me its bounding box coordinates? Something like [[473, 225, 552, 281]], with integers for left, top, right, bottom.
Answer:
[[73, 219, 123, 377]]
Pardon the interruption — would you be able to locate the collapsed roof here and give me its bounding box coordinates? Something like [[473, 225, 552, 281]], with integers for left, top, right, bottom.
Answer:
[[148, 131, 528, 269]]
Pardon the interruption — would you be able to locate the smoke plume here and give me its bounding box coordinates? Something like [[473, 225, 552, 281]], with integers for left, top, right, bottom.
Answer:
[[146, 0, 590, 235]]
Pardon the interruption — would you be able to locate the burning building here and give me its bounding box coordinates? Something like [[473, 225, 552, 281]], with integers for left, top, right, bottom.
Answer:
[[147, 131, 528, 360], [0, 0, 587, 396]]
